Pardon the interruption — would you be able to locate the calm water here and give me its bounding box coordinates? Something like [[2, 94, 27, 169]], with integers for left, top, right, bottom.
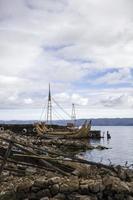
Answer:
[[83, 126, 133, 166]]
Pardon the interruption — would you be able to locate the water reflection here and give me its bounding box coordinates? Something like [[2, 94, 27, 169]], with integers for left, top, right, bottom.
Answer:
[[83, 126, 133, 166]]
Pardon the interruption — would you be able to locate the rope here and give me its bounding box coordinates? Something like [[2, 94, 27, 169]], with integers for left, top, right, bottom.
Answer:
[[52, 107, 67, 121], [52, 97, 71, 118], [39, 102, 47, 122]]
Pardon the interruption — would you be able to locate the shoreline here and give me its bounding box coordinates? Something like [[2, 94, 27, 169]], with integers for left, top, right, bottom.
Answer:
[[0, 130, 133, 200]]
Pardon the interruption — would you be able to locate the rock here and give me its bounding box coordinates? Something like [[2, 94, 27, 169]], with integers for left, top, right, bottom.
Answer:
[[0, 191, 16, 200], [80, 184, 89, 194], [127, 182, 133, 193], [60, 183, 69, 193], [115, 165, 127, 180], [74, 165, 92, 178], [16, 181, 33, 192], [114, 193, 125, 200], [103, 175, 116, 187], [48, 177, 61, 185], [50, 184, 59, 196], [103, 175, 130, 193], [36, 189, 51, 198], [40, 197, 49, 200], [31, 186, 41, 192], [107, 197, 113, 200], [34, 177, 48, 188], [68, 194, 96, 200], [126, 169, 133, 180], [28, 192, 37, 200], [112, 180, 130, 193], [59, 177, 79, 193], [127, 196, 133, 200], [88, 179, 105, 193], [25, 167, 36, 175], [54, 193, 66, 200], [96, 145, 109, 150]]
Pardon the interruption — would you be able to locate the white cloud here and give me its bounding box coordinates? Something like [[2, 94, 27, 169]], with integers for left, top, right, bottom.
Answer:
[[95, 68, 133, 85], [71, 94, 88, 106], [24, 98, 33, 104], [0, 0, 133, 119]]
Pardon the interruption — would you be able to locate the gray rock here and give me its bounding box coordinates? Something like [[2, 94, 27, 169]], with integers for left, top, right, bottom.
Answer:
[[70, 195, 97, 200], [127, 196, 133, 200], [126, 169, 133, 180], [25, 167, 37, 175], [28, 192, 37, 200], [31, 186, 41, 192], [36, 189, 51, 198], [50, 184, 59, 196], [60, 183, 69, 193], [48, 177, 61, 185], [80, 184, 89, 194], [54, 193, 66, 200], [40, 197, 49, 200], [88, 180, 104, 193], [34, 177, 48, 188], [114, 193, 125, 200]]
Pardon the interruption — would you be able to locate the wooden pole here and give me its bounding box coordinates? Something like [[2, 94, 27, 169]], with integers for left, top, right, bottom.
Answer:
[[0, 136, 14, 175]]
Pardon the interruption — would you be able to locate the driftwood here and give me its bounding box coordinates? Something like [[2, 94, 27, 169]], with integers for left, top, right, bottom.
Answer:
[[13, 154, 75, 173], [0, 135, 117, 177], [0, 156, 52, 172], [0, 136, 14, 175], [0, 136, 72, 176]]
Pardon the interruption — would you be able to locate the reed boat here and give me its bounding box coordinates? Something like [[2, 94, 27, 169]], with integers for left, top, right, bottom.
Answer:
[[34, 84, 92, 139], [35, 120, 91, 139]]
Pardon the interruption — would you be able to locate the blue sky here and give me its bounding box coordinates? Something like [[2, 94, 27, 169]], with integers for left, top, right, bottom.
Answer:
[[0, 0, 133, 120]]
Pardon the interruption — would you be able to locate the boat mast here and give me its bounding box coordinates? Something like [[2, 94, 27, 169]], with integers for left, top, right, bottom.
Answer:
[[71, 103, 76, 126], [46, 83, 52, 125]]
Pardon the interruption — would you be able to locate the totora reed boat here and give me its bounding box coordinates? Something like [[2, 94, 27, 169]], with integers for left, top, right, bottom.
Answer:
[[35, 120, 91, 139], [34, 84, 92, 139]]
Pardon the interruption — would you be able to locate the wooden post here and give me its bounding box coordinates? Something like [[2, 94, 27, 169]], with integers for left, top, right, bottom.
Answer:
[[0, 136, 14, 175]]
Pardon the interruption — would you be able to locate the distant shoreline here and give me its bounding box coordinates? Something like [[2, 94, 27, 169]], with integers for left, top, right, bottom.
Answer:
[[0, 118, 133, 126]]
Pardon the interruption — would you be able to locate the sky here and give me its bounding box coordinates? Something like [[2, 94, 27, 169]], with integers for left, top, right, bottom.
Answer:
[[0, 0, 133, 120]]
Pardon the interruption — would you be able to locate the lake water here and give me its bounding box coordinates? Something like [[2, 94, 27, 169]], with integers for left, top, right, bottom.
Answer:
[[83, 126, 133, 166]]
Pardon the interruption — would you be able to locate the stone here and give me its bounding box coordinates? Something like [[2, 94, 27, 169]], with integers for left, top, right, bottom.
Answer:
[[127, 196, 133, 200], [80, 184, 89, 194], [103, 176, 116, 187], [127, 182, 133, 193], [112, 180, 130, 193], [88, 180, 100, 193], [25, 167, 37, 175], [114, 193, 125, 200], [0, 191, 16, 200], [50, 184, 59, 196], [107, 197, 113, 200], [16, 181, 33, 192], [36, 189, 51, 198], [40, 197, 49, 200], [54, 193, 66, 200], [116, 166, 127, 180], [69, 194, 92, 200], [60, 183, 69, 193], [34, 177, 48, 188], [48, 177, 61, 185], [126, 169, 133, 180], [59, 177, 79, 193], [31, 186, 41, 192]]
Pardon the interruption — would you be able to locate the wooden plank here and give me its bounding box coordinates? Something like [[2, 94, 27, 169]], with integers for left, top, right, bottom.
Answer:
[[0, 136, 14, 175]]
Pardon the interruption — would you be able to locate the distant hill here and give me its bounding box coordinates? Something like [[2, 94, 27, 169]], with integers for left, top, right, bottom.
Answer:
[[0, 118, 133, 126]]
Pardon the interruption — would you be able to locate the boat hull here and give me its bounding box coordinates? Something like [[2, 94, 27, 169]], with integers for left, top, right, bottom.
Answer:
[[35, 120, 91, 139]]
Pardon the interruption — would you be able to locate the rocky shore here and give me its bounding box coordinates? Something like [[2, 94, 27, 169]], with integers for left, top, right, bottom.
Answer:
[[0, 130, 133, 200], [0, 162, 133, 200]]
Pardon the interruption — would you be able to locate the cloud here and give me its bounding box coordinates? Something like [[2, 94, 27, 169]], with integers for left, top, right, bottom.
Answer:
[[94, 68, 133, 85], [0, 0, 133, 119]]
